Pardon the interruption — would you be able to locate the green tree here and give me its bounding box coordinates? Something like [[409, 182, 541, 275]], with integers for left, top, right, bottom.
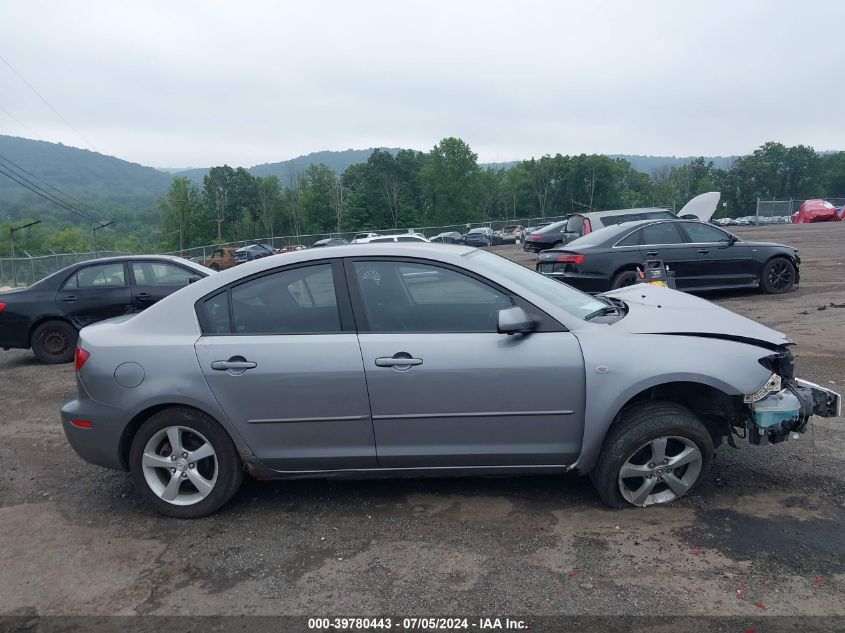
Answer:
[[159, 176, 202, 252], [419, 137, 482, 224]]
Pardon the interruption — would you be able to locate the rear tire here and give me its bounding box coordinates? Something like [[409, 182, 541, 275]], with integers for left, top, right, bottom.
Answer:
[[611, 270, 638, 289], [760, 257, 795, 294], [129, 408, 243, 518], [590, 402, 713, 508], [31, 320, 77, 364]]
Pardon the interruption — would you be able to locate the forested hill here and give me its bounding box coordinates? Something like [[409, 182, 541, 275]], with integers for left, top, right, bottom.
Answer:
[[0, 135, 172, 195]]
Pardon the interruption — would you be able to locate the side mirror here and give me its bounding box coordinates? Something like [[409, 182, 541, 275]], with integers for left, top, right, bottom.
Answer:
[[497, 306, 537, 335], [188, 275, 202, 284]]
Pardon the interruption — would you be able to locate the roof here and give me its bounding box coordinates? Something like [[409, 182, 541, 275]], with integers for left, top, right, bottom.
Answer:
[[579, 207, 675, 218]]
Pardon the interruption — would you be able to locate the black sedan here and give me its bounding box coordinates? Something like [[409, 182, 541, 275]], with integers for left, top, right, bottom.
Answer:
[[462, 227, 494, 247], [0, 255, 209, 363], [535, 219, 799, 294]]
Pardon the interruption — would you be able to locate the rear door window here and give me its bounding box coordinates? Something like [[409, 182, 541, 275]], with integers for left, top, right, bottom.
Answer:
[[616, 229, 642, 247], [229, 264, 340, 335], [64, 263, 127, 289], [641, 222, 685, 245], [131, 261, 192, 286], [682, 222, 732, 243]]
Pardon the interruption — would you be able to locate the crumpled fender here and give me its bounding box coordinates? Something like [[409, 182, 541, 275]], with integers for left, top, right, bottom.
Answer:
[[571, 330, 775, 472]]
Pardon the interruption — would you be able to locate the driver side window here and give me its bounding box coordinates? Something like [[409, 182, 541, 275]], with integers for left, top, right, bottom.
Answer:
[[353, 261, 512, 333]]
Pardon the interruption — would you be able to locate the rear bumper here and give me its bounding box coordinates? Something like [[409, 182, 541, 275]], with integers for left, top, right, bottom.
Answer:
[[0, 317, 30, 349], [61, 396, 132, 471]]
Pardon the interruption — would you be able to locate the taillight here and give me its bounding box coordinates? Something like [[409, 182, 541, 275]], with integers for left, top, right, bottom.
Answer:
[[528, 235, 544, 241], [75, 347, 90, 372], [555, 253, 586, 264], [0, 302, 6, 312], [70, 419, 93, 429], [583, 219, 592, 235]]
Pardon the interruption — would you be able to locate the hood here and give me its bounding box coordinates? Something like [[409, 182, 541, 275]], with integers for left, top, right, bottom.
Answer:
[[603, 283, 791, 348], [678, 192, 720, 222]]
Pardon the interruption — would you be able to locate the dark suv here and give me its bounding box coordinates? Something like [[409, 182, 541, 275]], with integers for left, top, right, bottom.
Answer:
[[523, 208, 676, 253]]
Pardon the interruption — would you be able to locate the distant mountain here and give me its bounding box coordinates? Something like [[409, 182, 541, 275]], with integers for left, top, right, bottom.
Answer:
[[610, 154, 738, 173], [173, 148, 404, 182]]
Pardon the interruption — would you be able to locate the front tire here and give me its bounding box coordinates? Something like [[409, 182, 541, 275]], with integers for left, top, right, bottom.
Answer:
[[129, 408, 243, 518], [760, 257, 796, 294], [31, 320, 77, 364], [590, 402, 713, 508]]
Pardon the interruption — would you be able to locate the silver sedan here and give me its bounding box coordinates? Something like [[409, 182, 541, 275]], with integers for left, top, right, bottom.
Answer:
[[61, 244, 840, 517]]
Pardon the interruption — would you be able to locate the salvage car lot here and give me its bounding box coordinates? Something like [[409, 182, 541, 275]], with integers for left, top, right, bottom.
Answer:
[[0, 222, 843, 616]]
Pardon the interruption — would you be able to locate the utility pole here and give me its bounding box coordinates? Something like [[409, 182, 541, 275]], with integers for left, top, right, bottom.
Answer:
[[92, 221, 114, 251], [10, 220, 41, 287]]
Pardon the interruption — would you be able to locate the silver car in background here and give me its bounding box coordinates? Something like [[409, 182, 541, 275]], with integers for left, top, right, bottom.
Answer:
[[61, 244, 840, 517]]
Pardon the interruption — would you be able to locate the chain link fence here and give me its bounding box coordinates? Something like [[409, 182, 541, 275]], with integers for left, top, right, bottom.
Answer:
[[754, 197, 845, 223], [161, 207, 676, 262], [1, 205, 679, 286], [0, 251, 128, 289]]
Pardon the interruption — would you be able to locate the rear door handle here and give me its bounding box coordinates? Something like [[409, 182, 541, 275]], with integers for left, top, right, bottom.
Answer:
[[211, 358, 257, 371], [61, 295, 78, 303], [137, 292, 152, 301], [644, 251, 659, 257], [697, 248, 710, 254]]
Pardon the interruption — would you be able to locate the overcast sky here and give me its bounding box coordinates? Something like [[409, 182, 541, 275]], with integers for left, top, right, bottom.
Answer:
[[0, 0, 842, 168]]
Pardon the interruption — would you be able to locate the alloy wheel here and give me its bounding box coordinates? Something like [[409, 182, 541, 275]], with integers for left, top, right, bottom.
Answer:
[[767, 260, 793, 291], [617, 436, 703, 506], [141, 426, 218, 506]]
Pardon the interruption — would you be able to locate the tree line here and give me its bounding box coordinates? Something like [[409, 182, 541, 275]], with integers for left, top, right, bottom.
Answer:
[[157, 139, 845, 252], [3, 138, 844, 256]]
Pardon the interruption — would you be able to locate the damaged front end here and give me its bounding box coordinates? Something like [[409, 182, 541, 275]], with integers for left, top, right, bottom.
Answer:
[[740, 349, 841, 445]]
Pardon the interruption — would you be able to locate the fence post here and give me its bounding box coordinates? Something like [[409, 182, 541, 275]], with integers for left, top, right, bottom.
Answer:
[[29, 252, 35, 286], [755, 197, 760, 225], [11, 256, 17, 288]]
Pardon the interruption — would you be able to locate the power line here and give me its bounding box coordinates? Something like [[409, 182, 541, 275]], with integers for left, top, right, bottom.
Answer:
[[0, 162, 109, 226], [0, 103, 40, 139], [0, 53, 97, 151], [0, 152, 101, 211]]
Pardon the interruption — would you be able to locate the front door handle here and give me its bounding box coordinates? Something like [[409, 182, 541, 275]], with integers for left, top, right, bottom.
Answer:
[[211, 357, 257, 372], [375, 352, 423, 370], [62, 295, 78, 303], [644, 251, 659, 257], [697, 248, 709, 254]]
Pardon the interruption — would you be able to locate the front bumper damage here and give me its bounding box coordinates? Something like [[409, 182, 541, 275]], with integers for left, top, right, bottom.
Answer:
[[744, 374, 841, 445]]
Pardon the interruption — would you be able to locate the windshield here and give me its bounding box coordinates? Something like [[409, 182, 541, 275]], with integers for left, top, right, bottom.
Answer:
[[468, 250, 606, 320]]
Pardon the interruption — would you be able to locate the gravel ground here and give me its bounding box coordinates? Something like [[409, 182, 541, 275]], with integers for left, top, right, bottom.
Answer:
[[0, 222, 843, 619]]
